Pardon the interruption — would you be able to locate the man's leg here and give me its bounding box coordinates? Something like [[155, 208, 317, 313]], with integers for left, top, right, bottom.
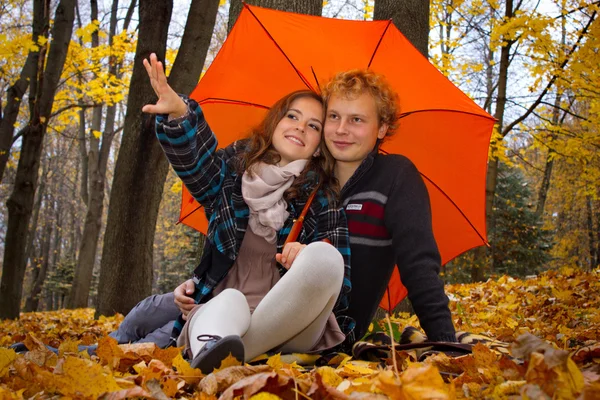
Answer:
[[242, 241, 344, 360], [109, 293, 180, 348]]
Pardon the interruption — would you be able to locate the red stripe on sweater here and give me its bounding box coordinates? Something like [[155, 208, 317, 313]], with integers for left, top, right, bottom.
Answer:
[[348, 219, 389, 238]]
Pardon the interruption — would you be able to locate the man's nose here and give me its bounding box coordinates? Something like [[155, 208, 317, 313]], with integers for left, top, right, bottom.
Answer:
[[336, 119, 349, 134]]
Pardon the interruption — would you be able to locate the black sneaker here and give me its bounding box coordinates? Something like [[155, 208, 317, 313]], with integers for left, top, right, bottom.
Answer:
[[190, 334, 245, 374]]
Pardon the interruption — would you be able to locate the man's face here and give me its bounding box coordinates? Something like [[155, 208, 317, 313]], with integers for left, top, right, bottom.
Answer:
[[324, 92, 388, 168]]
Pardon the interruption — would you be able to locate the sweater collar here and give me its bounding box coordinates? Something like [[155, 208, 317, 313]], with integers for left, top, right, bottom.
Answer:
[[339, 149, 377, 198]]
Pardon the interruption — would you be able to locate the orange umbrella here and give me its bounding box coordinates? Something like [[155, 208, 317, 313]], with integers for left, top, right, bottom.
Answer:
[[178, 4, 495, 310]]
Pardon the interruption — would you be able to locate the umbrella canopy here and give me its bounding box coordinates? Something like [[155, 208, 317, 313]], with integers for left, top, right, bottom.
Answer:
[[178, 4, 495, 309]]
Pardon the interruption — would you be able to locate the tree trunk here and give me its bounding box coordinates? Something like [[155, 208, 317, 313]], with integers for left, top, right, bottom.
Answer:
[[69, 0, 109, 309], [0, 0, 75, 319], [0, 1, 45, 183], [25, 215, 53, 312], [24, 158, 48, 271], [536, 15, 566, 219], [96, 0, 219, 317], [473, 0, 514, 278], [374, 0, 429, 58], [228, 0, 322, 33]]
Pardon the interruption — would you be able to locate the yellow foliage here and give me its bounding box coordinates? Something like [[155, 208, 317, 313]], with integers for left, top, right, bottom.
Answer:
[[0, 348, 17, 378]]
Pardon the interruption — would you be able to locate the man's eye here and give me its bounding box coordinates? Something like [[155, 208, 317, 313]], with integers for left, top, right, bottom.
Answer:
[[328, 114, 338, 120], [353, 117, 362, 123]]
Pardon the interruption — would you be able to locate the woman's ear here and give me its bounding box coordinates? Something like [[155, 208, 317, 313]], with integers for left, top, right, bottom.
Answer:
[[378, 123, 389, 139]]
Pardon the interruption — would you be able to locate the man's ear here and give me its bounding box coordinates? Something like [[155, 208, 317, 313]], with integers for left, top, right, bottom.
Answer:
[[377, 123, 389, 139]]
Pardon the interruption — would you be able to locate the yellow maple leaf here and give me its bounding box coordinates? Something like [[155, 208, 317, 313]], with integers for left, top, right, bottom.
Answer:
[[316, 366, 343, 388], [54, 356, 122, 397], [401, 364, 453, 399], [58, 339, 81, 357], [0, 348, 17, 378], [249, 393, 283, 400], [266, 353, 283, 370], [216, 353, 243, 371], [172, 353, 203, 383]]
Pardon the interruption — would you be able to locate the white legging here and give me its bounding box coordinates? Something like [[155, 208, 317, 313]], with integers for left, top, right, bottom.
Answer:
[[187, 241, 344, 361]]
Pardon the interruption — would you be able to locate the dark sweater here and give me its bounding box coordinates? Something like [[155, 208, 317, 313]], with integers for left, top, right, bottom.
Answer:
[[341, 151, 456, 342]]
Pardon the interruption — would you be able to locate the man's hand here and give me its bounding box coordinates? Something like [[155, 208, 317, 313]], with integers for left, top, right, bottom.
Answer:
[[141, 53, 187, 119], [173, 279, 196, 320], [275, 242, 307, 270]]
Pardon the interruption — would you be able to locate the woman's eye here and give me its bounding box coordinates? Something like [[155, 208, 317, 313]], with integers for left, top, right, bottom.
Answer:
[[309, 124, 321, 132], [287, 113, 298, 120]]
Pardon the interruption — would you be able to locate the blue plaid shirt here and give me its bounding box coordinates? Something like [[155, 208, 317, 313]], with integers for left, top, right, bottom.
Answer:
[[156, 98, 353, 346]]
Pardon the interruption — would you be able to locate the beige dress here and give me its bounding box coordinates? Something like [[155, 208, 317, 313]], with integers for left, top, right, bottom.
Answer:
[[180, 227, 345, 354]]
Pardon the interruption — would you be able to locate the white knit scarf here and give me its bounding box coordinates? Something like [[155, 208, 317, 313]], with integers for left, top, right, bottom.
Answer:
[[242, 160, 308, 243]]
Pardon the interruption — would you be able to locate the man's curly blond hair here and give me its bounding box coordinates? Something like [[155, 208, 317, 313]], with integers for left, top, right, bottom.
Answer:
[[321, 69, 399, 136]]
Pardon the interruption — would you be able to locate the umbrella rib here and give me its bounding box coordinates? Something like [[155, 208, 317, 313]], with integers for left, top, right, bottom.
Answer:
[[177, 204, 203, 226], [398, 109, 497, 121], [199, 98, 270, 110], [367, 20, 392, 69], [418, 171, 488, 246], [374, 162, 489, 246], [244, 4, 316, 92]]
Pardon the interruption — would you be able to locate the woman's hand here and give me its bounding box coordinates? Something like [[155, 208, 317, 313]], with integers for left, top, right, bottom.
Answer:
[[173, 279, 196, 320], [141, 53, 187, 119], [276, 242, 307, 270]]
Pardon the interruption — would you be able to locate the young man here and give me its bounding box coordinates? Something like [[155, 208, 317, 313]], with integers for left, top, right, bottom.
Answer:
[[110, 69, 455, 350], [319, 70, 455, 343]]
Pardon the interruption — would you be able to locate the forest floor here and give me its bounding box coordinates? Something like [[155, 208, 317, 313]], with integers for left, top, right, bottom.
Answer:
[[1, 267, 599, 399]]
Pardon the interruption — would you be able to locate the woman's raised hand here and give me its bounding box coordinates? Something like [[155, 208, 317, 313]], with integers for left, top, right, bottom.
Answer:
[[142, 53, 187, 119]]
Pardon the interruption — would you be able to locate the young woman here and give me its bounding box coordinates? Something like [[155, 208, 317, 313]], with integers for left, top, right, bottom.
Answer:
[[142, 53, 352, 373]]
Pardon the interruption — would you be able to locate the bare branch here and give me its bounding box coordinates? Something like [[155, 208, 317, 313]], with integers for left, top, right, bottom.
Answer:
[[501, 11, 597, 137]]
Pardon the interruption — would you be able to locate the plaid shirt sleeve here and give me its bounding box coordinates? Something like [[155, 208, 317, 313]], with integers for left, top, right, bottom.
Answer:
[[313, 194, 352, 314], [155, 97, 226, 212]]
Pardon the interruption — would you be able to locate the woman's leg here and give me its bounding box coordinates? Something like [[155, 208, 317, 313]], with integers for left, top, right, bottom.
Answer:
[[188, 289, 252, 357], [242, 241, 344, 360], [109, 293, 180, 348]]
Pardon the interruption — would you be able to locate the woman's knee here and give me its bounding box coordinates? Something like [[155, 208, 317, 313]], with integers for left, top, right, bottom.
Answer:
[[291, 241, 344, 284], [213, 288, 249, 309]]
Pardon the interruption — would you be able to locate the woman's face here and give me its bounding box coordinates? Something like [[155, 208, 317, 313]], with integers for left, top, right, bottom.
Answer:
[[271, 97, 324, 167]]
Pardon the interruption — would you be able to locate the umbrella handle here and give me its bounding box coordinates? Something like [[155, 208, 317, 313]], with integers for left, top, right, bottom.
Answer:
[[284, 186, 320, 246]]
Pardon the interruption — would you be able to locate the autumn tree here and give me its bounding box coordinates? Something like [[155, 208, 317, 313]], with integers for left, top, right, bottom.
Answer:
[[0, 0, 35, 182], [95, 0, 220, 317], [0, 0, 76, 319], [69, 0, 136, 309]]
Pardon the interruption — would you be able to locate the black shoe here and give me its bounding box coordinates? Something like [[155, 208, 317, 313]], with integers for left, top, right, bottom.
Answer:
[[9, 342, 28, 354], [190, 334, 244, 374]]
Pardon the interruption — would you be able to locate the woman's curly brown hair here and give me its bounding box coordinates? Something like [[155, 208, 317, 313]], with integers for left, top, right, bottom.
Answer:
[[240, 90, 337, 202]]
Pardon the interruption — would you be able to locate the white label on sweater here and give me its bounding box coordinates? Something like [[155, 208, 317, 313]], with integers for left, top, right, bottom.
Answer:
[[346, 203, 363, 211]]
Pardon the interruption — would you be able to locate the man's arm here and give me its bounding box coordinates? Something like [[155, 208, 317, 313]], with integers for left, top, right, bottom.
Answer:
[[385, 157, 456, 342]]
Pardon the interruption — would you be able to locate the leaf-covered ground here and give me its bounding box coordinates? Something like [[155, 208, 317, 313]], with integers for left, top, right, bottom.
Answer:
[[1, 267, 599, 399]]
